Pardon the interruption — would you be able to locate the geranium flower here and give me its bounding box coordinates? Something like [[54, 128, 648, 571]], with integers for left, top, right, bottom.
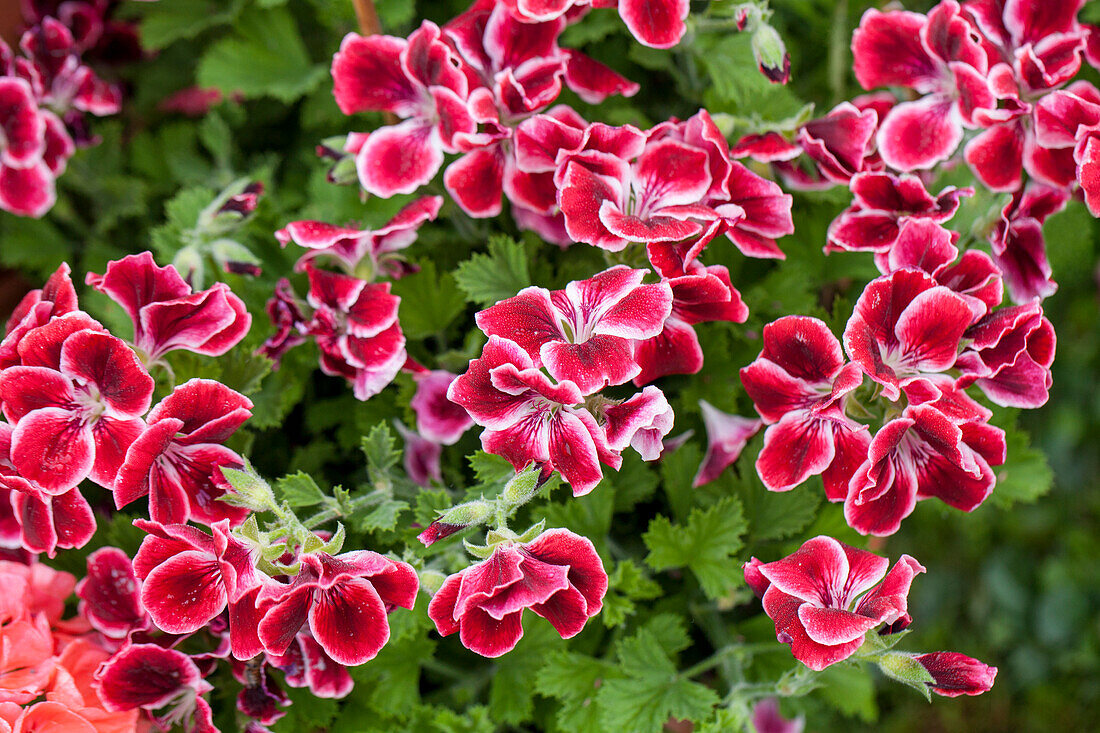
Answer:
[[332, 22, 476, 197], [692, 401, 762, 488], [740, 316, 868, 498], [601, 385, 675, 461], [410, 369, 474, 445], [0, 328, 153, 493], [990, 184, 1068, 303], [852, 1, 994, 170], [256, 551, 418, 666], [75, 547, 148, 640], [94, 643, 216, 733], [956, 302, 1055, 408], [843, 269, 976, 401], [475, 266, 672, 394], [447, 336, 621, 495], [267, 632, 354, 699], [796, 102, 879, 184], [499, 0, 690, 50], [746, 536, 925, 670], [844, 405, 1005, 536], [132, 519, 260, 658], [113, 378, 253, 527], [427, 528, 607, 657], [0, 76, 55, 217], [86, 252, 251, 364]]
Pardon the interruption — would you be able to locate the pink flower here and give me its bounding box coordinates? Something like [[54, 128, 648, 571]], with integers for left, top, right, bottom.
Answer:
[[827, 172, 971, 253], [796, 102, 879, 185], [133, 519, 260, 658], [275, 195, 442, 276], [267, 632, 354, 699], [0, 77, 55, 217], [94, 643, 216, 733], [447, 336, 621, 495], [990, 184, 1068, 303], [475, 266, 672, 394], [304, 265, 406, 401], [113, 378, 253, 527], [396, 421, 443, 487], [746, 536, 925, 670], [852, 2, 994, 171], [692, 401, 762, 487], [257, 278, 308, 369], [75, 547, 147, 639], [602, 386, 675, 461], [0, 328, 152, 493], [410, 369, 474, 445], [86, 252, 251, 364], [751, 698, 804, 733], [844, 405, 1005, 536], [428, 528, 607, 657], [257, 551, 418, 666], [913, 651, 998, 697], [740, 316, 868, 498], [332, 22, 476, 197], [499, 0, 689, 50], [843, 269, 976, 402], [956, 302, 1055, 408]]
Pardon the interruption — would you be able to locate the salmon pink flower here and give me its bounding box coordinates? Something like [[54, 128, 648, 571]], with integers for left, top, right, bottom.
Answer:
[[475, 266, 672, 394], [113, 378, 253, 527], [747, 536, 925, 670], [428, 528, 607, 657], [257, 551, 418, 666], [448, 336, 621, 495]]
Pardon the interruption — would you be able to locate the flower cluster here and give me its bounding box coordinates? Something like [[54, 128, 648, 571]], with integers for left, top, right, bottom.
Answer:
[[743, 536, 996, 694], [741, 216, 1052, 535], [0, 6, 131, 216], [0, 254, 251, 555], [261, 196, 442, 401]]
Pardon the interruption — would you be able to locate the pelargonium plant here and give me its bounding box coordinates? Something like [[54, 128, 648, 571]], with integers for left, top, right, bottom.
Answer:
[[0, 0, 1091, 729]]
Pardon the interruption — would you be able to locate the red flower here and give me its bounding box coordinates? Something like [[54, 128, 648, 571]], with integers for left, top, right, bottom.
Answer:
[[410, 370, 474, 446], [267, 632, 354, 699], [94, 643, 216, 733], [75, 547, 148, 639], [86, 252, 251, 363], [990, 184, 1068, 303], [448, 336, 621, 495], [0, 77, 56, 217], [257, 551, 418, 666], [428, 528, 607, 657], [746, 536, 925, 670], [740, 316, 868, 498], [956, 302, 1055, 408], [475, 266, 672, 394], [113, 378, 253, 527], [692, 401, 762, 488]]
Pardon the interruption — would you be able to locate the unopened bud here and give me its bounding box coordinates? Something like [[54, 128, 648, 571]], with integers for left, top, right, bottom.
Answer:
[[502, 465, 541, 504], [752, 24, 791, 84], [417, 500, 493, 546]]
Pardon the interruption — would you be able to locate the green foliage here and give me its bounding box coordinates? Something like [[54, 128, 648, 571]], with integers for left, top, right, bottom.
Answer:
[[453, 235, 531, 306], [644, 497, 748, 599]]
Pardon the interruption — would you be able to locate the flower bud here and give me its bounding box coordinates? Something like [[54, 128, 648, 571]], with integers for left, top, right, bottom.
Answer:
[[216, 464, 277, 512], [913, 652, 997, 697], [417, 500, 494, 547], [752, 24, 791, 84], [501, 465, 541, 504], [875, 651, 937, 699]]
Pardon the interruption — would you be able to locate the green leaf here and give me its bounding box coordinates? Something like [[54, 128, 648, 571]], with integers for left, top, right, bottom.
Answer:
[[351, 497, 408, 533], [196, 6, 327, 102], [597, 628, 720, 732], [644, 497, 748, 599], [361, 423, 401, 476], [489, 623, 557, 725], [467, 451, 514, 488], [658, 442, 702, 522], [453, 235, 530, 306], [987, 418, 1054, 508], [391, 260, 467, 338], [815, 662, 878, 722], [601, 559, 663, 627], [535, 650, 618, 731], [135, 0, 246, 50], [274, 472, 326, 508]]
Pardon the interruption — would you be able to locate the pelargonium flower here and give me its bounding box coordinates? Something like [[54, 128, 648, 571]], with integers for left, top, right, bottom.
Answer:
[[852, 1, 994, 170], [843, 269, 976, 401], [86, 252, 251, 364], [499, 0, 689, 50], [827, 172, 971, 253], [267, 631, 354, 699], [844, 404, 1005, 536], [410, 369, 474, 445], [447, 336, 621, 495], [113, 378, 253, 527], [956, 302, 1055, 408], [0, 328, 153, 493], [275, 195, 442, 276], [305, 265, 406, 401], [632, 264, 747, 384], [428, 528, 607, 657], [913, 651, 998, 697], [990, 184, 1068, 303], [2, 262, 77, 339], [692, 401, 762, 488], [332, 22, 476, 197], [132, 519, 260, 658], [740, 316, 869, 498], [751, 698, 804, 733], [475, 266, 672, 394], [0, 76, 55, 217], [874, 219, 1003, 320], [256, 551, 417, 666], [17, 17, 122, 117], [746, 536, 925, 670], [796, 102, 879, 185], [75, 547, 147, 640], [232, 658, 288, 725], [395, 421, 443, 487], [94, 643, 216, 733], [601, 385, 675, 461], [256, 278, 308, 369]]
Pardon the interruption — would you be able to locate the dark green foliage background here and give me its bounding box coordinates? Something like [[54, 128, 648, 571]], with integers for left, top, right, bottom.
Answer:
[[2, 0, 1097, 730]]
